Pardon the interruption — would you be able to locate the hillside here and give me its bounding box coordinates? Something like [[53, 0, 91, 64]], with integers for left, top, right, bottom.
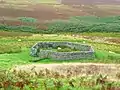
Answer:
[[0, 0, 120, 27], [59, 0, 120, 4]]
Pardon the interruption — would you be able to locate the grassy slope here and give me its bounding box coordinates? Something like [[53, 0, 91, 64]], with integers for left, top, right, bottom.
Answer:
[[0, 48, 31, 69], [4, 0, 56, 4], [0, 33, 120, 69]]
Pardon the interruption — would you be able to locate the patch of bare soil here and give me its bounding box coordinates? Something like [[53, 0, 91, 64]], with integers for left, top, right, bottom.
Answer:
[[1, 3, 120, 22], [81, 35, 120, 44], [106, 38, 120, 44], [0, 3, 82, 21], [0, 19, 47, 30], [0, 31, 32, 37], [0, 3, 120, 31], [12, 63, 120, 81]]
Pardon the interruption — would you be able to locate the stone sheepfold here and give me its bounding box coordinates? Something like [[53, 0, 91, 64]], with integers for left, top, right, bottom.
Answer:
[[30, 42, 94, 60]]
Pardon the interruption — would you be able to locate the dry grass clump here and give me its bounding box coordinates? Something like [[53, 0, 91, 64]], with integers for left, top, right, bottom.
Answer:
[[1, 64, 120, 90], [11, 63, 120, 80], [0, 69, 119, 90]]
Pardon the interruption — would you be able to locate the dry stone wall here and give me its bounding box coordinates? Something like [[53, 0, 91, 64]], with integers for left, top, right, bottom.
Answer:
[[30, 42, 94, 60]]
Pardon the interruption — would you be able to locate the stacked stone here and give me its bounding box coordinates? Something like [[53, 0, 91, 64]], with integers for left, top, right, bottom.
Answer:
[[30, 42, 94, 60]]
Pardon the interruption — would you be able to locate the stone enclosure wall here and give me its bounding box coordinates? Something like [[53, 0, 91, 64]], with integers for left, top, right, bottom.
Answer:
[[30, 42, 94, 60]]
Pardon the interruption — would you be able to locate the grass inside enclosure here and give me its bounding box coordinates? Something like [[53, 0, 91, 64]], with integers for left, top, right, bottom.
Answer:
[[41, 45, 80, 52]]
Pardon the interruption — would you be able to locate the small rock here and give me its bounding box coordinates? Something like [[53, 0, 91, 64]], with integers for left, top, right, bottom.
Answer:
[[58, 47, 61, 50], [109, 51, 115, 54], [18, 39, 22, 42]]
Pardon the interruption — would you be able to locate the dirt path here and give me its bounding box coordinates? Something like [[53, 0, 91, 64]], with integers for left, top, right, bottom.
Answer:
[[12, 63, 120, 81]]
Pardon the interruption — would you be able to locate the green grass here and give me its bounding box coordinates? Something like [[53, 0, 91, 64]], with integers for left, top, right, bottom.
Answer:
[[79, 32, 120, 37], [39, 0, 57, 3], [36, 50, 120, 64], [0, 32, 120, 90], [1, 48, 120, 69], [0, 48, 32, 69], [1, 16, 120, 34], [47, 16, 120, 33], [0, 33, 120, 69]]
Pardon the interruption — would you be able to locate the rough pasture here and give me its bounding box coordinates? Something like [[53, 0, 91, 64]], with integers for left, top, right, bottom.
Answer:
[[58, 0, 120, 4], [1, 2, 120, 23]]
